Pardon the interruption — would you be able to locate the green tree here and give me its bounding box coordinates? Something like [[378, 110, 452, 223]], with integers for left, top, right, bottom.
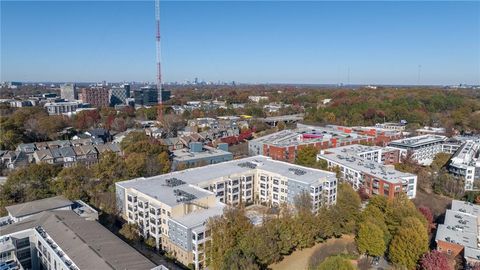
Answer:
[[317, 255, 355, 270], [389, 217, 429, 270], [431, 152, 452, 172], [125, 152, 148, 177], [0, 163, 61, 214], [53, 165, 93, 201], [331, 183, 361, 235], [356, 221, 386, 257], [295, 146, 319, 167], [93, 151, 127, 191], [158, 151, 171, 174]]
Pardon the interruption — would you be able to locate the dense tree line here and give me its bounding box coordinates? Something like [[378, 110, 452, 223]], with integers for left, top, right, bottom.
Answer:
[[0, 132, 171, 216]]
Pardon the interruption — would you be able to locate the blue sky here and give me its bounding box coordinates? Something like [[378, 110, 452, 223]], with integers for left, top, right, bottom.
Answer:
[[1, 1, 479, 85]]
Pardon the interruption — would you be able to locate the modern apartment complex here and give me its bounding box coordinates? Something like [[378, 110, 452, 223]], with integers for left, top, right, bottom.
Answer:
[[116, 156, 338, 269], [317, 144, 417, 199], [435, 200, 480, 269], [134, 86, 158, 106], [248, 124, 404, 163], [388, 135, 448, 165], [0, 197, 159, 270], [447, 139, 480, 191]]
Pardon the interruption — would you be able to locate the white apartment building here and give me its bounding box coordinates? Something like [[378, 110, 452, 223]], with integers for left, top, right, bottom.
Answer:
[[44, 101, 79, 116], [116, 155, 338, 269], [447, 140, 480, 191], [388, 135, 447, 165], [318, 144, 417, 199]]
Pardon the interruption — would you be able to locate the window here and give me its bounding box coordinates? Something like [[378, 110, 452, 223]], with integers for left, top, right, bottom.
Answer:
[[127, 195, 132, 202], [273, 179, 279, 185]]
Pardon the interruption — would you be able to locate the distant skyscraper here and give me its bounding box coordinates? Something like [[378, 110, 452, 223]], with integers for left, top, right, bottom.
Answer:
[[60, 83, 77, 101]]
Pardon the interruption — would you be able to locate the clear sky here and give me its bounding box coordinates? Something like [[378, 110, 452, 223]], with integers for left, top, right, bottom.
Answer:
[[1, 1, 479, 85]]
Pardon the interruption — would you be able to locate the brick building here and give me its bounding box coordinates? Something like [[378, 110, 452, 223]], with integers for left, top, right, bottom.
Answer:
[[248, 124, 404, 163], [79, 88, 109, 108]]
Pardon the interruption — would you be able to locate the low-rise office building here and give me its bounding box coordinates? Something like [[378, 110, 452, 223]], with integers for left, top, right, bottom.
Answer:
[[435, 200, 480, 269], [317, 144, 417, 199], [388, 135, 448, 165], [0, 197, 158, 270], [116, 156, 338, 269], [44, 101, 79, 116]]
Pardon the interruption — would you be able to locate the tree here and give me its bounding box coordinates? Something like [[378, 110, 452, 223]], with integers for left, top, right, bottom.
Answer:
[[221, 249, 260, 270], [418, 206, 435, 233], [431, 153, 452, 172], [93, 151, 127, 190], [53, 165, 93, 201], [356, 221, 386, 257], [207, 207, 253, 270], [418, 250, 451, 270], [125, 153, 148, 177], [158, 151, 171, 174], [317, 256, 355, 270], [0, 163, 61, 214], [389, 217, 429, 270], [119, 223, 141, 243], [144, 237, 157, 250], [295, 146, 319, 167], [331, 183, 361, 235]]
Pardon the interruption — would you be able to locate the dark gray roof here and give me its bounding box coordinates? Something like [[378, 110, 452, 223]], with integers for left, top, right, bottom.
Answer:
[[57, 146, 76, 158], [5, 196, 73, 218], [1, 210, 157, 270]]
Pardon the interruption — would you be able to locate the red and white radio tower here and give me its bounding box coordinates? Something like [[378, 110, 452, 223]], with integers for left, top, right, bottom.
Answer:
[[155, 0, 163, 104]]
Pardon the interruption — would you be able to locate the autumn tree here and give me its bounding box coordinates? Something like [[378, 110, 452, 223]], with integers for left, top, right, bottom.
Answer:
[[207, 207, 253, 270], [418, 206, 435, 233], [389, 217, 429, 270], [119, 223, 141, 243], [418, 250, 451, 270]]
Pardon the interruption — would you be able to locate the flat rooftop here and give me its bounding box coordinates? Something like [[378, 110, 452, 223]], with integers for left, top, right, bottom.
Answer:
[[450, 141, 479, 168], [451, 200, 480, 217], [249, 125, 369, 147], [1, 210, 157, 270], [173, 146, 232, 162], [5, 196, 73, 218], [117, 156, 336, 204], [319, 152, 414, 184], [323, 144, 382, 155], [171, 201, 225, 229], [388, 135, 447, 148]]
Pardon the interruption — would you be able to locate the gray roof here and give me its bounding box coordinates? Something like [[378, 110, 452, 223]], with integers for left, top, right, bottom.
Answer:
[[172, 201, 225, 229], [1, 210, 156, 270], [58, 146, 76, 158], [318, 151, 414, 184], [117, 156, 336, 206], [388, 135, 447, 149], [173, 146, 232, 162], [5, 196, 73, 218], [435, 224, 477, 248], [451, 200, 480, 217]]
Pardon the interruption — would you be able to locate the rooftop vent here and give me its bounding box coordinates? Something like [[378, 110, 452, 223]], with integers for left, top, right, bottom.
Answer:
[[238, 162, 257, 169], [289, 168, 307, 176], [165, 178, 186, 187], [173, 189, 197, 202]]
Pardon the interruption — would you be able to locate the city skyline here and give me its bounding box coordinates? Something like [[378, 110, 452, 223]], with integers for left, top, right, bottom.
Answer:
[[1, 1, 479, 85]]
